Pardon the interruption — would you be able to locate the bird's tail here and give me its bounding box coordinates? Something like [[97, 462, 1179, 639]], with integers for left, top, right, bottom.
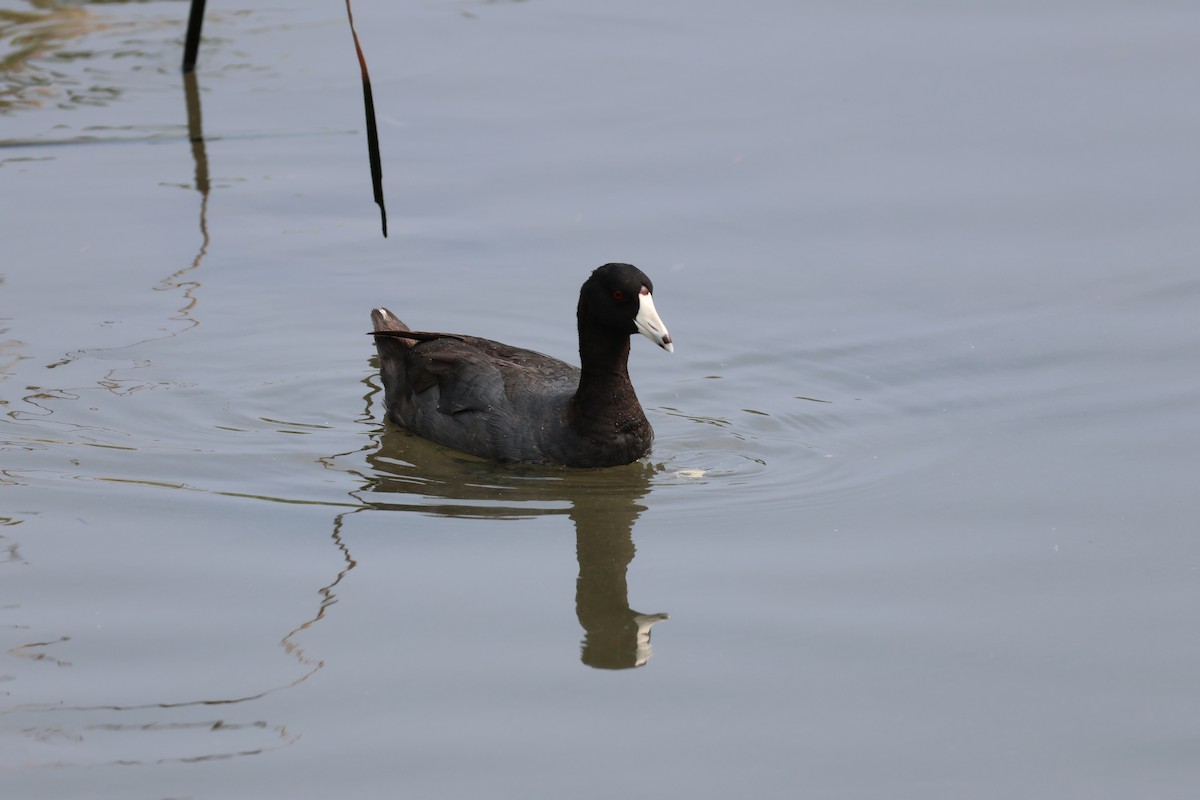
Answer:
[[370, 308, 416, 403], [371, 307, 413, 338]]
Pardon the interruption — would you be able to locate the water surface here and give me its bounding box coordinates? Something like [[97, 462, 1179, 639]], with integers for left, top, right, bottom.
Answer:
[[3, 1, 1200, 798]]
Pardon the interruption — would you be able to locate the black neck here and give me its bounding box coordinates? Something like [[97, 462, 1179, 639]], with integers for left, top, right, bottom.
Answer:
[[571, 320, 640, 426], [578, 331, 631, 388]]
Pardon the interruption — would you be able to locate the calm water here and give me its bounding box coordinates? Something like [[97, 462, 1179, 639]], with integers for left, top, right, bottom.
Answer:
[[3, 1, 1200, 797]]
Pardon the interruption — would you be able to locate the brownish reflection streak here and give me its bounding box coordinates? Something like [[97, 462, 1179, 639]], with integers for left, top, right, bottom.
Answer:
[[76, 719, 296, 767], [280, 511, 358, 668], [28, 727, 298, 769], [154, 256, 203, 330], [152, 69, 210, 331], [92, 476, 361, 509], [171, 734, 299, 765], [1, 676, 310, 717], [8, 635, 71, 667], [9, 388, 80, 419], [96, 362, 168, 396]]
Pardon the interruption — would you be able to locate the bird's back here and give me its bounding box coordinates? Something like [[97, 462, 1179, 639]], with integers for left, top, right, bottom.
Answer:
[[372, 308, 589, 464]]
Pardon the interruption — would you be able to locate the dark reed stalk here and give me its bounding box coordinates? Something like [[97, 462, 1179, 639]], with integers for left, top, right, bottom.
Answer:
[[345, 0, 388, 237], [182, 0, 206, 73]]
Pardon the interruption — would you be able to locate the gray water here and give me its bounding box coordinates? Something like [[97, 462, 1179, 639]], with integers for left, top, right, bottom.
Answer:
[[3, 1, 1200, 798]]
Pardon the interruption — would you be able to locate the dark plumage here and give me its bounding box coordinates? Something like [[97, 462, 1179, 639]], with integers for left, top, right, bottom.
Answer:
[[370, 263, 673, 467]]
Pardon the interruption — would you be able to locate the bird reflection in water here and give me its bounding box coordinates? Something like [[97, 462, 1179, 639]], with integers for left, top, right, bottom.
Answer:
[[362, 425, 669, 670]]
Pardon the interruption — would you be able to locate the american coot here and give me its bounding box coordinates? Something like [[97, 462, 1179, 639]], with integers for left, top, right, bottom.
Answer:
[[370, 263, 673, 467]]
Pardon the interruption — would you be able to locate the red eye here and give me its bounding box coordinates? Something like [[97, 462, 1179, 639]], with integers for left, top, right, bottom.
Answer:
[[611, 290, 625, 301]]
